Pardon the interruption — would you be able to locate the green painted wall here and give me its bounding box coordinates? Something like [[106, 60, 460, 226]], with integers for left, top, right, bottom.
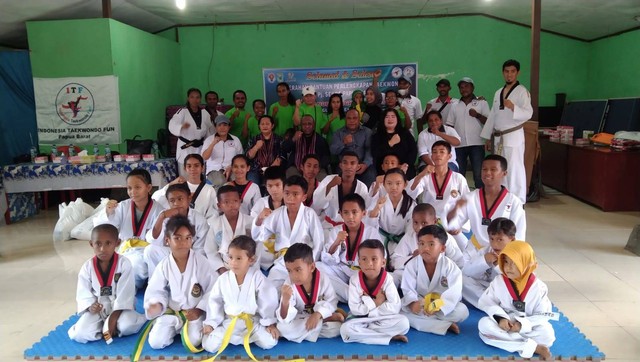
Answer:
[[586, 29, 640, 100], [175, 16, 589, 107], [110, 20, 182, 144], [27, 19, 182, 152], [27, 19, 114, 77]]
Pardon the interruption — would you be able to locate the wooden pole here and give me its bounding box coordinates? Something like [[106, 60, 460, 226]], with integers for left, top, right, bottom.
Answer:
[[530, 0, 541, 120], [102, 0, 112, 18]]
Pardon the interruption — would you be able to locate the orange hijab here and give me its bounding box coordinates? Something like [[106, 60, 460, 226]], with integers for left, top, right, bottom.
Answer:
[[499, 241, 537, 294]]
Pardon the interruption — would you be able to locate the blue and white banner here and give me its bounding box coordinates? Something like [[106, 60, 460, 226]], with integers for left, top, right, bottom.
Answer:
[[34, 76, 121, 145], [262, 63, 418, 111]]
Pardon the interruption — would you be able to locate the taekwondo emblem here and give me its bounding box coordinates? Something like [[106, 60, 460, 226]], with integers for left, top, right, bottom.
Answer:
[[451, 189, 459, 198], [55, 82, 95, 125], [191, 283, 202, 298], [440, 276, 448, 288], [113, 273, 121, 283]]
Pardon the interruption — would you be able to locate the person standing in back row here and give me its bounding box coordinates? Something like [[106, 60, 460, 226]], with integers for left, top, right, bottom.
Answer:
[[419, 79, 458, 133], [480, 59, 533, 204]]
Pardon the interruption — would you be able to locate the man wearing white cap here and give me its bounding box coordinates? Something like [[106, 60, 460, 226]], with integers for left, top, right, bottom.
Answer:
[[397, 76, 423, 137], [293, 85, 328, 135], [446, 77, 490, 189], [480, 59, 533, 203]]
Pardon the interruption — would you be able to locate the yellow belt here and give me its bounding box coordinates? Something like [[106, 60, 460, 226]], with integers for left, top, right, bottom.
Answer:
[[275, 247, 289, 259], [470, 234, 482, 250], [424, 293, 444, 314], [130, 309, 202, 362], [202, 313, 304, 362], [120, 238, 149, 254], [203, 313, 256, 362]]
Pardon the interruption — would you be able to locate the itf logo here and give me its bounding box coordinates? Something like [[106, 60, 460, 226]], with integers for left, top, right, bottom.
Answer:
[[56, 83, 94, 125]]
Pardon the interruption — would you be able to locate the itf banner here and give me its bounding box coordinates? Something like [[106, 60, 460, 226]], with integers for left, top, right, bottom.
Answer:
[[262, 63, 418, 111], [34, 76, 121, 145]]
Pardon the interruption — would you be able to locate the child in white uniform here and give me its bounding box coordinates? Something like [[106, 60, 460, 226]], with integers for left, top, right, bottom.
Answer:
[[401, 225, 469, 335], [478, 241, 554, 360], [407, 140, 469, 250], [340, 239, 410, 345], [447, 155, 526, 254], [94, 169, 164, 289], [205, 185, 253, 276], [312, 151, 370, 232], [152, 154, 218, 219], [368, 168, 415, 256], [316, 194, 383, 302], [68, 224, 145, 343], [202, 236, 279, 353], [391, 204, 464, 287], [143, 216, 214, 350], [463, 217, 516, 308], [253, 176, 324, 288], [278, 243, 344, 342], [227, 154, 261, 215], [250, 166, 285, 269], [144, 183, 210, 277]]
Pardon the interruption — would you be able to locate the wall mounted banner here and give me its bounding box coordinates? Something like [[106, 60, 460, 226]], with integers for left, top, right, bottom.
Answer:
[[34, 76, 121, 145], [262, 63, 418, 111]]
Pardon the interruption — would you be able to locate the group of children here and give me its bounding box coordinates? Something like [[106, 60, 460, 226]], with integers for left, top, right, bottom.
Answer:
[[69, 140, 554, 360]]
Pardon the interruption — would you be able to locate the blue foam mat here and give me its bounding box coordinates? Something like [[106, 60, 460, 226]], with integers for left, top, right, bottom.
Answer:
[[25, 292, 604, 361]]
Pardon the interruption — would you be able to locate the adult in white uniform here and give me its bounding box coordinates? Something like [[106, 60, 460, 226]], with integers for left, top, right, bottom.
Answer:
[[201, 115, 243, 189], [168, 88, 214, 177], [480, 59, 533, 203], [446, 77, 490, 189]]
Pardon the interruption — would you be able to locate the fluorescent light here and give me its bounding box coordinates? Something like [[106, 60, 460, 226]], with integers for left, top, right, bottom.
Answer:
[[176, 0, 186, 10]]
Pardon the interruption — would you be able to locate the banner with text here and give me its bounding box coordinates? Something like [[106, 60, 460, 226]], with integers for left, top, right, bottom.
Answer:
[[34, 76, 121, 145], [262, 63, 418, 111]]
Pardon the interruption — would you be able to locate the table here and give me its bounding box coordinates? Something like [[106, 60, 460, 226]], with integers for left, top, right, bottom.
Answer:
[[2, 159, 178, 193], [540, 136, 640, 211], [1, 159, 178, 223]]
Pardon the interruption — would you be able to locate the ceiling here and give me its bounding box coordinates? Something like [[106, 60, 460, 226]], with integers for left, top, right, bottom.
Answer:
[[2, 0, 640, 48]]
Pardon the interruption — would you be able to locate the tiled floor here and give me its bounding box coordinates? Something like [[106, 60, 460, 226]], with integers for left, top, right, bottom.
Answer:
[[0, 193, 638, 361]]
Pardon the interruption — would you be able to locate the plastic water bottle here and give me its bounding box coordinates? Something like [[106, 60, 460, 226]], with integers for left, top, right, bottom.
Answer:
[[30, 146, 37, 163], [151, 142, 160, 159], [105, 144, 112, 162], [51, 144, 58, 159], [93, 143, 100, 155], [68, 143, 76, 157]]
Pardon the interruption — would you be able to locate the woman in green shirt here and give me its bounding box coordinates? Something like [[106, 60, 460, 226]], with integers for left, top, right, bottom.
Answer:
[[323, 93, 346, 142], [268, 82, 296, 136]]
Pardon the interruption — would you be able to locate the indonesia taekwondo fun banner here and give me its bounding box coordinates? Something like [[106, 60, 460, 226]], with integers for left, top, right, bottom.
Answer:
[[34, 76, 121, 145], [262, 63, 418, 111]]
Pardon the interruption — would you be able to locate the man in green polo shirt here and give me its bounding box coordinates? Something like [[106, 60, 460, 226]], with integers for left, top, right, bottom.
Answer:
[[293, 85, 328, 136], [225, 89, 250, 144]]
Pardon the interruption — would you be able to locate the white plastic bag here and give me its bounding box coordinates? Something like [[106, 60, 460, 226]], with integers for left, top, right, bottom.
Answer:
[[52, 198, 95, 242], [70, 199, 108, 240]]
